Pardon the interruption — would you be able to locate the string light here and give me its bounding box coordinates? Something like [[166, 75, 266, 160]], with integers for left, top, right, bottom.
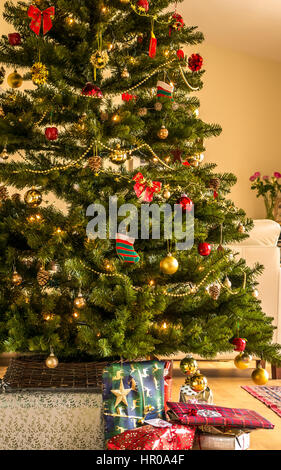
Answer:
[[73, 311, 80, 319], [162, 322, 167, 329]]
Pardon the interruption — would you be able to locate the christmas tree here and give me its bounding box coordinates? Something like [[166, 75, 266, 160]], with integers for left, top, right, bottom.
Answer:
[[0, 0, 280, 364]]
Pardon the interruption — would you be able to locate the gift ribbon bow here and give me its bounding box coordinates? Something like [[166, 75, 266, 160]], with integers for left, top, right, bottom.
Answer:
[[133, 172, 162, 202], [28, 5, 55, 36]]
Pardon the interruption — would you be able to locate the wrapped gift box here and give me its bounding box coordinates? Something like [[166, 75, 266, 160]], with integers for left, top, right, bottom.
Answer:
[[179, 384, 213, 404], [0, 391, 104, 450], [107, 422, 195, 450], [167, 402, 274, 430], [193, 427, 250, 450], [103, 360, 172, 441]]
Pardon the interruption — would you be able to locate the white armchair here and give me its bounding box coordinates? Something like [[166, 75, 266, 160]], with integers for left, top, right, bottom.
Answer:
[[229, 219, 281, 345]]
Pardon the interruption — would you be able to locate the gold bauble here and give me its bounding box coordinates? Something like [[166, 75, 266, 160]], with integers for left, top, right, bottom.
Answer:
[[11, 270, 22, 286], [157, 125, 169, 140], [0, 147, 8, 161], [190, 371, 208, 392], [234, 352, 252, 370], [251, 366, 269, 385], [223, 277, 232, 289], [24, 189, 42, 208], [31, 62, 48, 85], [109, 145, 128, 165], [163, 189, 171, 200], [74, 293, 86, 309], [160, 254, 179, 275], [180, 356, 198, 376], [121, 68, 130, 79], [90, 50, 109, 69], [7, 71, 23, 89], [45, 352, 59, 369]]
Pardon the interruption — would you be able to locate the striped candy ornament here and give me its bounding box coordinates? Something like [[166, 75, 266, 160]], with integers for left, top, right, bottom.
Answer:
[[116, 233, 140, 263], [156, 80, 174, 99]]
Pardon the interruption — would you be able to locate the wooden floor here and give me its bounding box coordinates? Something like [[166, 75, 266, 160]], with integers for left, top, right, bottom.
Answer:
[[1, 360, 281, 450]]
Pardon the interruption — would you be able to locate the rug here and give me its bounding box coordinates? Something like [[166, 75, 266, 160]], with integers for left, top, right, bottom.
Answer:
[[242, 386, 281, 418]]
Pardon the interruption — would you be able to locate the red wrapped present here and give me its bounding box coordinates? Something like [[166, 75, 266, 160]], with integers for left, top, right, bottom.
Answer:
[[107, 422, 195, 450], [167, 402, 274, 430]]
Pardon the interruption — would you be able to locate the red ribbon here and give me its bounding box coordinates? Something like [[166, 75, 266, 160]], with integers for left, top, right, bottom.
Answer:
[[28, 5, 55, 36], [133, 172, 162, 202], [122, 93, 137, 102]]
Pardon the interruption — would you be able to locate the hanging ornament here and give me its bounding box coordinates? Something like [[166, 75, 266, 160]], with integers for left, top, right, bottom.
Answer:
[[154, 102, 162, 111], [11, 270, 23, 286], [122, 93, 137, 102], [234, 352, 252, 370], [188, 54, 203, 72], [177, 49, 185, 60], [156, 81, 174, 99], [37, 267, 50, 287], [74, 292, 86, 309], [31, 62, 48, 85], [121, 67, 130, 79], [178, 194, 193, 212], [28, 5, 55, 36], [8, 33, 21, 45], [45, 349, 59, 369], [133, 172, 162, 202], [48, 261, 60, 275], [109, 144, 128, 165], [90, 50, 109, 74], [208, 284, 221, 300], [149, 31, 157, 58], [0, 146, 8, 161], [138, 107, 148, 117], [82, 82, 103, 97], [45, 126, 58, 141], [209, 177, 221, 191], [160, 254, 179, 275], [163, 186, 171, 200], [237, 223, 245, 233], [7, 71, 23, 88], [223, 276, 232, 289], [88, 156, 102, 173], [230, 337, 247, 352], [190, 371, 208, 392], [169, 13, 184, 35], [137, 0, 149, 12], [24, 188, 42, 208], [252, 289, 259, 299], [198, 242, 211, 256], [251, 366, 269, 385], [157, 125, 169, 139], [180, 357, 198, 376], [103, 259, 115, 273]]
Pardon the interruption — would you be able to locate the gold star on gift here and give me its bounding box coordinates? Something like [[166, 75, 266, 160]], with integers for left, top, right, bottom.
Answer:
[[111, 379, 132, 408]]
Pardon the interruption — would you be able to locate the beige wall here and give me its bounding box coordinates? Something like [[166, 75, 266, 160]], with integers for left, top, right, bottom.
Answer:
[[195, 42, 281, 219], [1, 6, 281, 218]]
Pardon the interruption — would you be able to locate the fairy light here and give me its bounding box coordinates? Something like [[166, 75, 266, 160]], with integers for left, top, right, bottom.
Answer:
[[54, 227, 63, 234], [73, 311, 80, 319], [148, 279, 155, 287], [162, 322, 167, 329], [194, 109, 199, 117], [43, 313, 54, 321]]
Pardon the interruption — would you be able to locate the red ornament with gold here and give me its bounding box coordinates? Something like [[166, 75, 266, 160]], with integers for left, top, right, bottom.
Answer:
[[188, 54, 203, 72], [45, 127, 58, 141], [8, 33, 21, 46], [137, 0, 149, 12], [82, 82, 103, 98], [198, 242, 211, 256], [231, 337, 247, 352], [178, 194, 193, 212]]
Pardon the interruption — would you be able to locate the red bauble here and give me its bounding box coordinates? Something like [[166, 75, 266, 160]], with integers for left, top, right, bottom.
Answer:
[[8, 33, 21, 46], [231, 338, 247, 352], [177, 49, 185, 61], [178, 194, 193, 212], [169, 13, 184, 35], [81, 82, 103, 98], [198, 242, 211, 256], [45, 127, 58, 141], [137, 0, 149, 12], [188, 54, 203, 72], [182, 161, 190, 167]]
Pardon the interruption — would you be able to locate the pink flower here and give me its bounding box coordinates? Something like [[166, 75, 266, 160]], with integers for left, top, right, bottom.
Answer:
[[263, 175, 269, 180], [249, 175, 256, 181], [274, 172, 281, 179], [254, 172, 261, 178]]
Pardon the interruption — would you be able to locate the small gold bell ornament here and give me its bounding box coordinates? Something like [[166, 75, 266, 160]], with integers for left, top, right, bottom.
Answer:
[[180, 356, 198, 376], [251, 365, 269, 385], [45, 348, 59, 369], [190, 371, 208, 392], [73, 291, 86, 309], [160, 253, 179, 274], [234, 352, 252, 370]]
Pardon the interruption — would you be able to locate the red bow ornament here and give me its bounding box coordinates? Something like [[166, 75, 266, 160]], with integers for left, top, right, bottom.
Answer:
[[133, 172, 162, 202], [28, 5, 55, 36]]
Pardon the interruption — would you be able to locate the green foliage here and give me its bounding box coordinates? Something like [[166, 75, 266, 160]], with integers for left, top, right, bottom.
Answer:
[[0, 0, 280, 364]]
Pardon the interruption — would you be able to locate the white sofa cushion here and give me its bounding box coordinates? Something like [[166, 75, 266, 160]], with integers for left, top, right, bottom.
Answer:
[[232, 219, 280, 247]]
